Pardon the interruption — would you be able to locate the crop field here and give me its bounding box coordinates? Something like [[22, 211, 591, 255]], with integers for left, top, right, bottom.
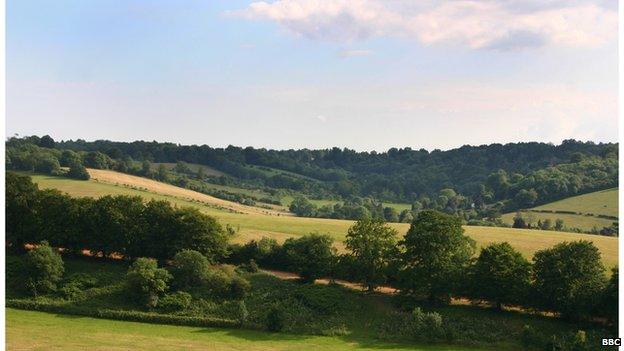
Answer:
[[28, 171, 618, 268], [500, 188, 618, 231], [8, 309, 477, 351]]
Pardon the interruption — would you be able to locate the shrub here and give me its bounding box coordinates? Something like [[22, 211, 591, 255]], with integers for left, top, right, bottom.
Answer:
[[24, 241, 64, 296], [204, 269, 233, 298], [411, 307, 444, 341], [125, 258, 172, 308], [158, 291, 192, 312], [266, 306, 286, 332], [238, 259, 259, 273], [233, 300, 249, 326], [229, 276, 251, 300], [59, 273, 98, 300], [170, 250, 211, 290]]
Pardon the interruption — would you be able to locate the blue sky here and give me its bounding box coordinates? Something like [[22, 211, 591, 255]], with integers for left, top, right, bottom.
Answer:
[[7, 0, 618, 151]]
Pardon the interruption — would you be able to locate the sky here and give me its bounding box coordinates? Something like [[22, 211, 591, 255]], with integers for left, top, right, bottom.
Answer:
[[6, 0, 619, 151]]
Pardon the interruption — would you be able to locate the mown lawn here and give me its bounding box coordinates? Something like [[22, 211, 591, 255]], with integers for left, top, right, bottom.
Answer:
[[7, 309, 481, 351], [28, 173, 618, 268]]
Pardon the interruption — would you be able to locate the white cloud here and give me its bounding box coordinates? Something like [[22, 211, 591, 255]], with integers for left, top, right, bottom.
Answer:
[[339, 49, 373, 57], [229, 0, 617, 49]]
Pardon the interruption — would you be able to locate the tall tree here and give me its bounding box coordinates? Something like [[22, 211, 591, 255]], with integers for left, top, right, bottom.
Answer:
[[399, 210, 475, 303], [470, 242, 531, 309], [532, 240, 606, 320], [345, 218, 397, 291]]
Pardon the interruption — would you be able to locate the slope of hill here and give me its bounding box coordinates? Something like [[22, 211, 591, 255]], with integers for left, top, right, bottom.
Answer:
[[501, 188, 618, 231], [87, 169, 290, 216], [28, 171, 618, 267]]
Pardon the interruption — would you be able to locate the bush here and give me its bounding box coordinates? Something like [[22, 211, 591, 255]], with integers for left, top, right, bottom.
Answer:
[[229, 276, 251, 300], [411, 307, 444, 341], [158, 291, 192, 312], [266, 306, 286, 332], [233, 300, 249, 326], [238, 259, 259, 273], [170, 250, 210, 290], [25, 242, 64, 296], [125, 258, 172, 308], [204, 269, 233, 298], [59, 273, 98, 300]]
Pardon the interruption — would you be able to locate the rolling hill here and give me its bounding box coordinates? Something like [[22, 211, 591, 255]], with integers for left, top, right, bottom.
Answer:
[[501, 188, 618, 231], [28, 170, 618, 267]]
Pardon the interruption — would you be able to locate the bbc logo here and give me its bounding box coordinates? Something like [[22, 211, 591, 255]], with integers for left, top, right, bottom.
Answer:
[[602, 338, 621, 346]]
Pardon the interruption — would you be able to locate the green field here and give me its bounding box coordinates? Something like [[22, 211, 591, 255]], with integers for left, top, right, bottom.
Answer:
[[28, 173, 618, 267], [7, 309, 474, 351], [501, 188, 618, 231]]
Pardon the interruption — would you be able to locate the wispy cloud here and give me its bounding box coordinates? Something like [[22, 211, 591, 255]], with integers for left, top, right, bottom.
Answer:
[[228, 0, 616, 50]]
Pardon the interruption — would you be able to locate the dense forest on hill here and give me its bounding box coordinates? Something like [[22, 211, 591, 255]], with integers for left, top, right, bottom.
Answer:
[[6, 136, 618, 225]]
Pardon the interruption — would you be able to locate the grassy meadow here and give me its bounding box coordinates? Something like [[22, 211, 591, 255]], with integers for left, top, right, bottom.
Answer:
[[501, 188, 618, 232], [27, 171, 619, 267], [5, 309, 489, 351]]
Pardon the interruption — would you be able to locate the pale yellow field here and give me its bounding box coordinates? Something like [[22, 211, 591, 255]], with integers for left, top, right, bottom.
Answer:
[[88, 169, 290, 216], [28, 171, 618, 268]]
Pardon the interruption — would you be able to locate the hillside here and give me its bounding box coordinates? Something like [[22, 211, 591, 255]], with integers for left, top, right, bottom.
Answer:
[[501, 188, 618, 232], [28, 170, 618, 267]]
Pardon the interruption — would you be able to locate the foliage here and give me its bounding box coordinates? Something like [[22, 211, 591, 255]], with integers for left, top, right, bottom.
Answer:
[[282, 233, 336, 283], [125, 258, 172, 308], [229, 276, 251, 300], [6, 175, 229, 262], [399, 210, 475, 302], [24, 241, 65, 296], [344, 218, 397, 291], [532, 241, 606, 320], [265, 306, 286, 332], [470, 242, 531, 308], [170, 250, 211, 290], [158, 291, 192, 313]]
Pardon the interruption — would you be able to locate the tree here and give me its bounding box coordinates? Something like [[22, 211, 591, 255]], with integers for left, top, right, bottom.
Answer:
[[512, 212, 527, 228], [170, 250, 211, 290], [554, 219, 565, 231], [156, 164, 169, 182], [25, 241, 64, 296], [399, 210, 475, 303], [126, 257, 172, 308], [383, 207, 399, 222], [83, 151, 112, 169], [38, 135, 56, 148], [532, 241, 606, 320], [6, 173, 40, 252], [67, 159, 90, 180], [600, 267, 618, 324], [173, 207, 229, 263], [282, 233, 335, 283], [345, 218, 397, 291], [289, 196, 317, 217], [514, 189, 538, 208], [470, 242, 531, 309]]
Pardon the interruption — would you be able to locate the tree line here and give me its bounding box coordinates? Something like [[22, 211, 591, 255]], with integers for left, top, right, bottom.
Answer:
[[229, 212, 617, 323], [6, 173, 229, 262], [6, 136, 619, 228]]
